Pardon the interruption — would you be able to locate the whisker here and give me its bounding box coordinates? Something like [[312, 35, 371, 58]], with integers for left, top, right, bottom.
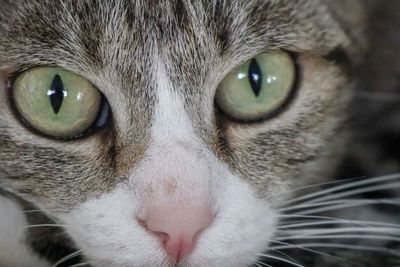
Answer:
[[258, 254, 306, 267], [270, 243, 400, 255], [269, 240, 359, 265], [277, 219, 400, 230], [268, 248, 300, 264], [276, 214, 385, 227], [279, 198, 400, 213], [288, 199, 400, 215], [285, 174, 400, 206], [276, 214, 366, 231], [254, 260, 274, 267], [272, 174, 400, 265], [276, 234, 400, 243], [277, 226, 400, 236], [51, 250, 84, 267], [24, 224, 69, 229], [280, 177, 365, 197], [70, 262, 90, 267], [291, 183, 400, 210]]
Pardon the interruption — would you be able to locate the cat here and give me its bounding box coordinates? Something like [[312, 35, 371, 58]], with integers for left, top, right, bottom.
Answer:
[[0, 0, 399, 267]]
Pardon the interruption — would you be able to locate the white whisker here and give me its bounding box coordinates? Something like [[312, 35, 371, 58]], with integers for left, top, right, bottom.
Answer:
[[270, 243, 400, 255], [277, 226, 400, 236], [277, 219, 400, 230], [24, 224, 69, 229], [276, 214, 351, 221], [269, 240, 359, 266], [279, 198, 400, 213], [268, 248, 299, 264], [288, 199, 400, 215], [276, 234, 400, 243], [307, 182, 400, 204], [280, 177, 364, 197], [258, 254, 306, 267], [51, 250, 84, 267], [254, 260, 274, 267], [285, 174, 400, 205]]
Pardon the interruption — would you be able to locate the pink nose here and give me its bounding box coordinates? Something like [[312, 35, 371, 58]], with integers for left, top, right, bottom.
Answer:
[[141, 204, 213, 263]]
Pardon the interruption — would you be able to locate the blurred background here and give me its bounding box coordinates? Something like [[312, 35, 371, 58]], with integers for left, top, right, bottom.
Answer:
[[336, 0, 400, 180]]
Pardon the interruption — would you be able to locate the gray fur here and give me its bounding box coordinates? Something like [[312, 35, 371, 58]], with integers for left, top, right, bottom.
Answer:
[[1, 1, 394, 267]]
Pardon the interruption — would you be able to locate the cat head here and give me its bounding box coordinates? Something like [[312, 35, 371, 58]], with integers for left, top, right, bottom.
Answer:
[[0, 1, 368, 266]]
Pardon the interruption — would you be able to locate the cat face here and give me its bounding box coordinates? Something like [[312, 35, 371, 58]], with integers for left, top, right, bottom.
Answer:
[[0, 1, 367, 266]]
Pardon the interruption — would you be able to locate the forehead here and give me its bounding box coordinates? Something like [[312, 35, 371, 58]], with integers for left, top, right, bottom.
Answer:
[[0, 0, 350, 128], [0, 0, 348, 72]]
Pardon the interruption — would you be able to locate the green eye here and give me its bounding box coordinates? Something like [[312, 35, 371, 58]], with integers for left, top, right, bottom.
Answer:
[[12, 67, 109, 138], [215, 51, 296, 121]]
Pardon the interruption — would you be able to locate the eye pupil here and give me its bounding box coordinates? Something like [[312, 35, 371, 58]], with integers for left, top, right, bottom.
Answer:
[[48, 74, 65, 114], [248, 58, 263, 97]]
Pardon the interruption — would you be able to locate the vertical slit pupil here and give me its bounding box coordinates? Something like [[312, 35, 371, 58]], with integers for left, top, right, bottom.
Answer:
[[248, 59, 263, 97], [49, 74, 65, 114]]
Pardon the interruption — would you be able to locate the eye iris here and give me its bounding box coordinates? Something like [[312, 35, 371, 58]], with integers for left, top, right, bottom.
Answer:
[[248, 59, 263, 97], [49, 74, 65, 114], [215, 51, 295, 121], [12, 67, 106, 138]]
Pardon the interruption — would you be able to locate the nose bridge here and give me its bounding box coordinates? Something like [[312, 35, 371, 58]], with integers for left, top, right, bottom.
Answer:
[[133, 140, 212, 203], [131, 66, 214, 203]]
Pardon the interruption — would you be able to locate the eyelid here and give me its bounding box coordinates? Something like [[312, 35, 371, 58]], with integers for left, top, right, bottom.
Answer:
[[8, 67, 112, 141]]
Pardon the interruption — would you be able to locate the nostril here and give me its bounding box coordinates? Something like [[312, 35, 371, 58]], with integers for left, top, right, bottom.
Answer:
[[137, 217, 170, 244], [154, 231, 169, 244]]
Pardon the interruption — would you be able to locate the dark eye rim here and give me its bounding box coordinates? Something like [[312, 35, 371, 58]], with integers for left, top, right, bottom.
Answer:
[[5, 69, 113, 141], [215, 52, 301, 124]]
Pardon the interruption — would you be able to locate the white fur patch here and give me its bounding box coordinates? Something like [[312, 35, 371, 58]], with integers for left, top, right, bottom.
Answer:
[[130, 62, 215, 208], [0, 194, 50, 267]]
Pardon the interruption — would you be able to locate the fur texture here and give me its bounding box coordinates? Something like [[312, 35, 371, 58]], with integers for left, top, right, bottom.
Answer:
[[2, 1, 397, 267]]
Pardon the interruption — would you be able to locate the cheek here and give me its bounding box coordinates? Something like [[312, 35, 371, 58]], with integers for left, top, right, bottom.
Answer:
[[0, 131, 119, 209]]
